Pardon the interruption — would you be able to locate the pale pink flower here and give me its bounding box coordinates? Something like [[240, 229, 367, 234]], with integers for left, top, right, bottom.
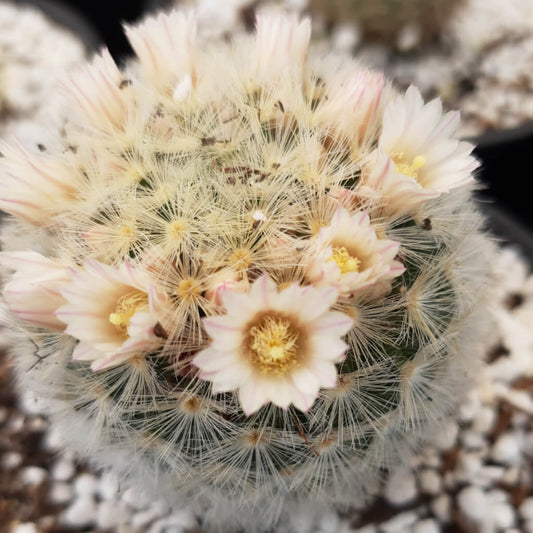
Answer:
[[315, 69, 385, 144], [63, 49, 126, 130], [204, 269, 244, 307], [193, 275, 353, 415], [124, 10, 197, 96], [306, 207, 405, 296], [0, 252, 71, 331], [0, 141, 80, 225], [361, 86, 478, 214], [56, 260, 171, 371], [252, 13, 311, 79]]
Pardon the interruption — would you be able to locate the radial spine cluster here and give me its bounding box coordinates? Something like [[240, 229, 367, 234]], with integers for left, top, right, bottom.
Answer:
[[0, 9, 492, 532]]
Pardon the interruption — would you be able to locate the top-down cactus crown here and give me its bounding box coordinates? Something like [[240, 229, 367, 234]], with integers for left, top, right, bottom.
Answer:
[[0, 9, 492, 532]]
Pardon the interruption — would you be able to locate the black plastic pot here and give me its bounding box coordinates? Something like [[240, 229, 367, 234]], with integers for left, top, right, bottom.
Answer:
[[470, 121, 533, 235]]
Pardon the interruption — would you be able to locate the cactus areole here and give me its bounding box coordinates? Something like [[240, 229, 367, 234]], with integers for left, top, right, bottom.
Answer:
[[0, 9, 491, 532]]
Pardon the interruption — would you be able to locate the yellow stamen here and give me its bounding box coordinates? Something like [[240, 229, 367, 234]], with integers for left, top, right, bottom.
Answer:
[[329, 247, 360, 275], [310, 219, 326, 235], [167, 219, 187, 241], [230, 248, 251, 270], [119, 225, 135, 238], [176, 277, 202, 300], [392, 152, 426, 180], [249, 315, 299, 375], [109, 291, 149, 334]]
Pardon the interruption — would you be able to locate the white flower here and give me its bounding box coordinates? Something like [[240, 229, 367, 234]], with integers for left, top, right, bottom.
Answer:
[[0, 141, 80, 225], [56, 260, 170, 371], [193, 275, 353, 415], [362, 86, 478, 214], [0, 252, 71, 331], [124, 10, 197, 93], [63, 49, 127, 130], [306, 207, 405, 296], [252, 12, 311, 79]]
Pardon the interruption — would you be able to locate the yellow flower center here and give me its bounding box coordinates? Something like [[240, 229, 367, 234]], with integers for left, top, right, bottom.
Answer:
[[329, 246, 360, 274], [109, 291, 149, 334], [392, 153, 426, 180], [249, 315, 300, 375], [230, 248, 251, 270], [167, 219, 187, 241], [176, 277, 202, 300]]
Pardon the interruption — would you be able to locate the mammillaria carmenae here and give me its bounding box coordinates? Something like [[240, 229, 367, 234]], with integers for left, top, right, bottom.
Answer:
[[0, 9, 492, 532]]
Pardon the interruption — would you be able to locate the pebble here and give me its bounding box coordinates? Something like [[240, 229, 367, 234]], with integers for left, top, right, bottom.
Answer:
[[457, 451, 482, 480], [433, 421, 458, 451], [97, 499, 124, 530], [36, 516, 55, 530], [97, 471, 120, 500], [131, 501, 169, 529], [502, 466, 520, 485], [486, 489, 509, 505], [474, 465, 505, 486], [461, 429, 487, 451], [419, 469, 441, 495], [412, 518, 440, 533], [73, 473, 98, 496], [491, 432, 522, 465], [380, 511, 419, 533], [147, 509, 197, 533], [2, 451, 23, 470], [457, 486, 487, 523], [383, 469, 417, 506], [26, 416, 47, 432], [48, 482, 74, 505], [459, 393, 481, 422], [520, 498, 533, 520], [20, 466, 47, 486], [61, 496, 98, 528], [418, 447, 440, 468], [317, 511, 340, 532], [11, 523, 38, 533], [42, 426, 66, 451], [122, 486, 147, 510], [51, 457, 75, 481], [472, 406, 496, 434], [431, 494, 451, 523], [491, 502, 516, 529]]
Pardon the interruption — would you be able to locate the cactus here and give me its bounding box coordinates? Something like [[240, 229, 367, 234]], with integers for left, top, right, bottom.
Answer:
[[0, 10, 492, 532]]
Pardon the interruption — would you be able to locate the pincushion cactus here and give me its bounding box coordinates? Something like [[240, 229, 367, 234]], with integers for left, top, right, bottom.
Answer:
[[0, 9, 492, 532]]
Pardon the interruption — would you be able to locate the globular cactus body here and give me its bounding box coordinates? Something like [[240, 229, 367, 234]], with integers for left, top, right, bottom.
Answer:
[[0, 10, 492, 532]]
